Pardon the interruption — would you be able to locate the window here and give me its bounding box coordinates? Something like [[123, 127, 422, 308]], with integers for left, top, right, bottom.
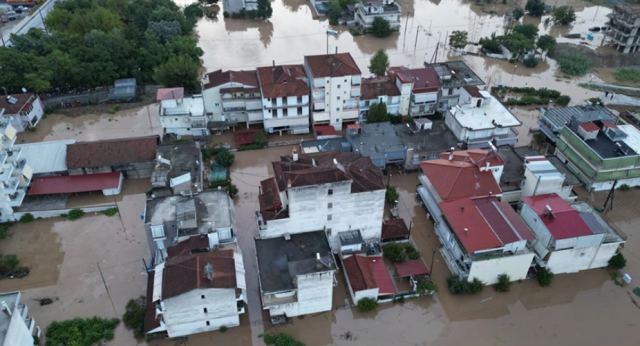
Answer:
[[328, 188, 333, 195], [448, 88, 453, 96], [203, 308, 208, 314], [328, 202, 333, 209], [206, 321, 210, 326], [297, 107, 302, 115], [327, 228, 332, 236], [336, 107, 339, 112], [327, 214, 332, 221], [201, 295, 205, 299], [337, 84, 341, 89], [283, 108, 288, 117]]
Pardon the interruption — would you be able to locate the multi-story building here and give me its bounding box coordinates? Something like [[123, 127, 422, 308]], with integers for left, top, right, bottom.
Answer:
[[0, 119, 31, 222], [304, 53, 362, 130], [444, 86, 520, 148], [257, 64, 311, 134], [538, 105, 616, 143], [0, 94, 44, 132], [256, 151, 385, 251], [222, 0, 258, 15], [430, 61, 485, 111], [354, 0, 401, 32], [607, 4, 640, 54], [255, 231, 336, 322], [520, 155, 574, 200], [388, 66, 441, 117], [201, 69, 262, 127], [0, 291, 40, 346], [359, 76, 401, 116], [520, 193, 625, 274], [144, 240, 246, 337], [159, 96, 208, 136]]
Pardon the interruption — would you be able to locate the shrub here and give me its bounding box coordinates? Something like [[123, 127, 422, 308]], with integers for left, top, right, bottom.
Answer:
[[367, 102, 390, 122], [0, 254, 20, 276], [609, 252, 626, 269], [371, 17, 392, 38], [552, 6, 576, 25], [557, 52, 590, 76], [227, 183, 239, 198], [215, 148, 235, 168], [45, 317, 120, 346], [480, 36, 502, 54], [447, 276, 485, 295], [416, 279, 438, 295], [536, 267, 554, 286], [66, 209, 85, 221], [383, 242, 406, 263], [107, 105, 120, 114], [356, 297, 378, 312], [102, 208, 118, 217], [512, 7, 524, 21], [525, 0, 546, 17], [19, 213, 35, 223], [523, 55, 539, 68], [618, 184, 631, 191], [468, 278, 485, 294], [0, 223, 11, 239], [254, 131, 268, 148], [555, 95, 571, 106], [494, 274, 511, 292], [262, 333, 305, 346], [403, 243, 420, 260], [219, 325, 228, 333], [385, 185, 399, 204], [588, 97, 604, 106], [123, 298, 145, 339]]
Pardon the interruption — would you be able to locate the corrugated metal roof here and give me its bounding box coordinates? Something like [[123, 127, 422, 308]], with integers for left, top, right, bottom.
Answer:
[[15, 139, 76, 174], [541, 106, 615, 133]]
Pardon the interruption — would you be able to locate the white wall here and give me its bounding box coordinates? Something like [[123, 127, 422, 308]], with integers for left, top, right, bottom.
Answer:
[[519, 204, 553, 258], [267, 271, 334, 317], [202, 85, 223, 117], [468, 252, 535, 284], [547, 247, 600, 274], [4, 310, 34, 346], [162, 288, 240, 338], [396, 79, 412, 116]]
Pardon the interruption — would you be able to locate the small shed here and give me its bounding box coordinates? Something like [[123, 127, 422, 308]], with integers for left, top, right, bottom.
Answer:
[[109, 78, 137, 102], [577, 122, 599, 141]]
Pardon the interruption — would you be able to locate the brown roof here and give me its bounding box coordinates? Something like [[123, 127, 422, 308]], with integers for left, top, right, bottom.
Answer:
[[162, 249, 237, 299], [166, 235, 210, 258], [381, 219, 410, 241], [343, 255, 377, 292], [463, 85, 482, 98], [203, 69, 259, 89], [272, 151, 385, 193], [304, 53, 361, 78], [156, 87, 184, 102], [0, 93, 36, 115], [361, 77, 400, 100], [66, 135, 159, 169], [259, 177, 288, 220], [143, 270, 161, 333], [388, 66, 441, 93], [257, 64, 309, 98]]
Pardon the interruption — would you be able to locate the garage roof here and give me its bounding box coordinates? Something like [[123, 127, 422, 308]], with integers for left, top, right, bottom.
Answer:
[[28, 172, 121, 195]]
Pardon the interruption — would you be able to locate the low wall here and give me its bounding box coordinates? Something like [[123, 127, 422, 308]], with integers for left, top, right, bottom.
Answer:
[[11, 204, 117, 221]]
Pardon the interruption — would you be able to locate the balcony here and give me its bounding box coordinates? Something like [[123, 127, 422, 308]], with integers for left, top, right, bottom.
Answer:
[[1, 177, 19, 195], [262, 291, 297, 307], [0, 163, 15, 182], [8, 187, 26, 207], [6, 147, 21, 163]]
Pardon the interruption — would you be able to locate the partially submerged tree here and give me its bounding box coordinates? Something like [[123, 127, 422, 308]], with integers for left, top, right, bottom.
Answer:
[[368, 49, 389, 77], [371, 17, 392, 37], [525, 0, 546, 17], [536, 34, 557, 54], [552, 6, 576, 25], [257, 0, 273, 18], [449, 31, 468, 50], [367, 102, 389, 123]]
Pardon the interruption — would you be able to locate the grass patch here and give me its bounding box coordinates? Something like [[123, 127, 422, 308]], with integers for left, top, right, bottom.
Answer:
[[65, 209, 86, 221], [613, 67, 640, 83], [107, 105, 121, 114], [557, 52, 591, 76], [0, 223, 12, 240], [19, 213, 35, 223], [0, 254, 29, 279]]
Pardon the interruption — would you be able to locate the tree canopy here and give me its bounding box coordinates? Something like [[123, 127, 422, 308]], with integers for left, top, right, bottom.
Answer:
[[368, 49, 389, 77], [449, 31, 468, 49], [525, 0, 546, 17], [0, 0, 203, 94], [367, 102, 389, 123], [552, 6, 576, 25], [536, 34, 556, 53], [371, 17, 392, 37]]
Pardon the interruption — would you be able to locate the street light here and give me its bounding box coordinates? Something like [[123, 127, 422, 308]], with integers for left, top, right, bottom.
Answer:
[[326, 29, 338, 54]]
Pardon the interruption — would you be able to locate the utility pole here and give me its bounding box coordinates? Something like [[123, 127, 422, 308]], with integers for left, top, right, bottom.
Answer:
[[414, 25, 421, 52], [402, 15, 409, 50]]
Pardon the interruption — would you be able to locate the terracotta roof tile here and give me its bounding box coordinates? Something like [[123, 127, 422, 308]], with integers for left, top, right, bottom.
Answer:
[[439, 149, 504, 167], [522, 193, 593, 240], [343, 255, 395, 295], [420, 159, 501, 201], [304, 53, 361, 78], [394, 259, 429, 277], [28, 172, 121, 195], [0, 93, 36, 115], [66, 136, 159, 169], [388, 67, 441, 93], [361, 77, 400, 100], [257, 64, 309, 98], [381, 219, 410, 241], [203, 69, 259, 89], [162, 249, 236, 299]]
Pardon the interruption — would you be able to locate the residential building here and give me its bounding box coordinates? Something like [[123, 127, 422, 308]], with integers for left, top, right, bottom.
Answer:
[[520, 155, 574, 200], [151, 140, 203, 195], [0, 93, 44, 132], [0, 119, 31, 222], [342, 254, 395, 303], [438, 148, 504, 183], [304, 53, 362, 130], [144, 190, 235, 264], [255, 231, 336, 321], [66, 136, 159, 178], [607, 4, 640, 54], [257, 64, 310, 134], [144, 241, 246, 338], [430, 61, 485, 111], [354, 0, 401, 32], [444, 87, 520, 148], [14, 139, 75, 176], [388, 66, 441, 117], [0, 291, 40, 346], [520, 193, 625, 274], [256, 151, 385, 251], [347, 123, 406, 168], [159, 95, 208, 137], [222, 0, 258, 14], [359, 76, 401, 116], [538, 105, 616, 143], [381, 218, 410, 243], [201, 69, 262, 127]]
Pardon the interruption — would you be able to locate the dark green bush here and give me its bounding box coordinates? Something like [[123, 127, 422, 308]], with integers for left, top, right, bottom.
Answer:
[[609, 252, 626, 269], [494, 274, 511, 292], [557, 52, 591, 76], [383, 242, 406, 263], [45, 317, 120, 346], [356, 297, 378, 312], [447, 276, 485, 295], [262, 333, 305, 346], [385, 185, 399, 204], [403, 243, 420, 260], [66, 209, 85, 221], [416, 278, 438, 295], [102, 208, 118, 217], [19, 213, 35, 223], [523, 56, 539, 68], [536, 267, 554, 287], [123, 298, 145, 339], [215, 148, 235, 168]]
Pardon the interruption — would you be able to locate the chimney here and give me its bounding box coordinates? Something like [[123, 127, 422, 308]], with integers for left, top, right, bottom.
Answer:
[[448, 152, 453, 161], [272, 60, 275, 67], [316, 252, 321, 261], [335, 46, 338, 54]]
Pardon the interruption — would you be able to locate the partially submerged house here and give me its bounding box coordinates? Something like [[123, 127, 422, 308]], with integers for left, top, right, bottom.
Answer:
[[150, 140, 203, 195], [606, 4, 640, 54], [14, 139, 75, 176], [255, 231, 336, 322], [354, 0, 402, 32], [256, 151, 385, 251], [347, 122, 406, 168], [388, 66, 441, 117], [342, 254, 395, 303], [0, 93, 44, 132], [359, 76, 401, 116], [430, 60, 485, 111]]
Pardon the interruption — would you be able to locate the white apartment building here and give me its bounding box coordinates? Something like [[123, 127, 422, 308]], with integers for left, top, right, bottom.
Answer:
[[0, 119, 32, 222], [388, 66, 441, 117], [0, 291, 40, 346], [304, 53, 362, 130], [0, 94, 44, 133], [354, 0, 402, 31], [359, 76, 401, 116], [257, 151, 386, 251], [257, 64, 311, 134], [255, 231, 336, 321], [145, 243, 246, 338], [159, 96, 208, 136], [201, 69, 262, 126], [444, 87, 520, 148]]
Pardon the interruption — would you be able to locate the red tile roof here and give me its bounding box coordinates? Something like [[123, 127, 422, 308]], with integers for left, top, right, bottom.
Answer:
[[155, 87, 184, 102], [360, 77, 400, 100], [420, 159, 501, 202], [203, 69, 259, 89], [394, 259, 429, 277], [440, 196, 534, 253], [522, 193, 593, 240], [343, 255, 395, 295], [304, 53, 361, 78], [166, 235, 210, 258], [162, 249, 237, 299], [0, 93, 36, 115], [28, 172, 121, 195], [257, 64, 309, 98], [388, 67, 441, 93], [314, 124, 338, 137], [66, 136, 159, 169], [259, 177, 288, 220], [463, 85, 483, 98], [579, 122, 599, 132], [381, 219, 410, 241], [439, 149, 504, 167]]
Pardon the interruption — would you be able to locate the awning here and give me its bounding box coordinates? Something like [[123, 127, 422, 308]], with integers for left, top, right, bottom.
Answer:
[[28, 172, 121, 196]]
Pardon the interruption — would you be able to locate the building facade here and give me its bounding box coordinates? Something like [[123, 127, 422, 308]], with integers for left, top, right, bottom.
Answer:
[[359, 76, 401, 116], [354, 0, 401, 31], [304, 53, 362, 130], [201, 69, 262, 127], [388, 66, 441, 117], [159, 96, 208, 136], [0, 94, 44, 133], [430, 61, 485, 111], [0, 119, 31, 222], [0, 291, 40, 346], [607, 4, 640, 54], [222, 0, 258, 14]]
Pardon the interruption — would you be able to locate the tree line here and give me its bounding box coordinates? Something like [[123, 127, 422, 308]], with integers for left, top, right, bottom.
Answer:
[[0, 0, 204, 94]]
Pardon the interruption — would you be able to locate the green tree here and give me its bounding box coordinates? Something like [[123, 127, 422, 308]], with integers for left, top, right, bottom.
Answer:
[[368, 49, 389, 77], [371, 17, 392, 37], [536, 267, 554, 286], [505, 32, 535, 58], [449, 31, 468, 49], [512, 23, 538, 40], [479, 36, 502, 54], [327, 0, 341, 25], [46, 317, 120, 346], [367, 102, 389, 123], [147, 20, 182, 43], [512, 7, 525, 21], [153, 54, 201, 92], [536, 34, 556, 53], [552, 6, 576, 25], [525, 0, 546, 17], [385, 185, 399, 204], [123, 298, 146, 339], [609, 252, 626, 269], [215, 148, 235, 168], [257, 0, 273, 18], [263, 333, 305, 346], [356, 297, 378, 312], [494, 274, 512, 292]]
